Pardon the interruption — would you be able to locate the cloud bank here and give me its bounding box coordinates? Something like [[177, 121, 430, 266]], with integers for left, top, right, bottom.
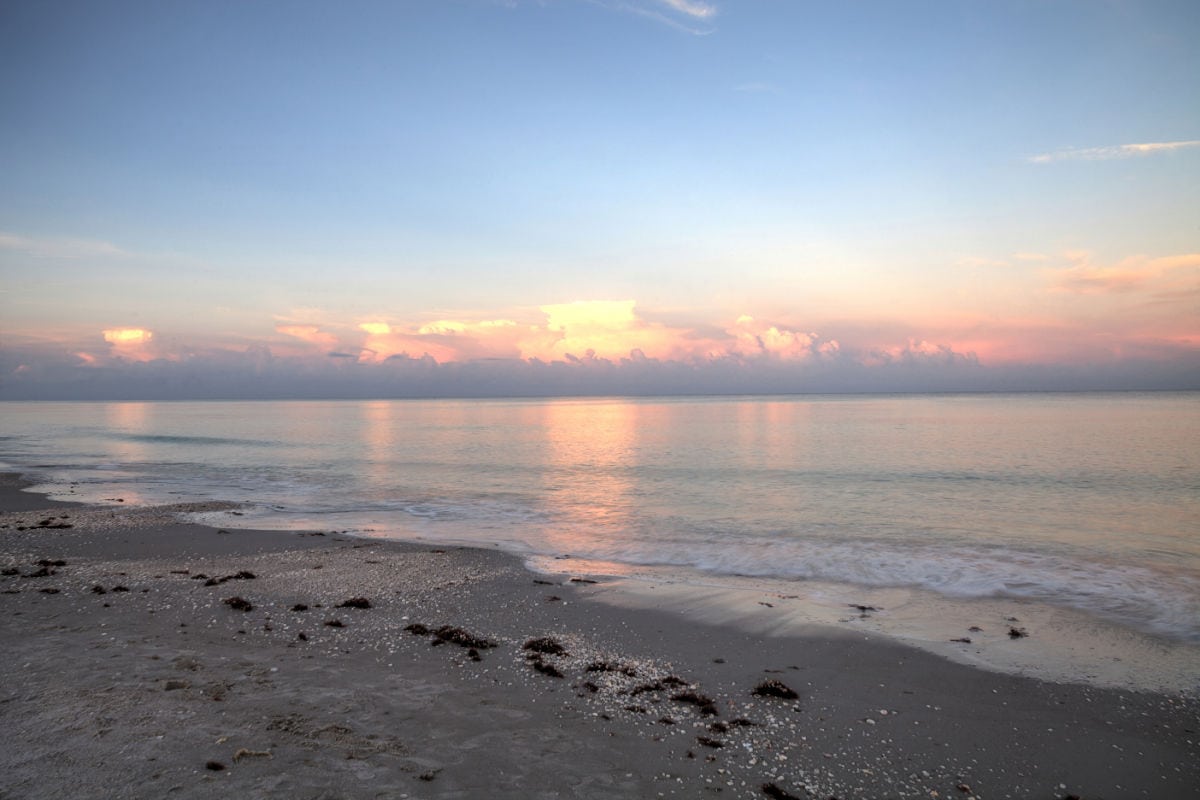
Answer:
[[3, 298, 1197, 400]]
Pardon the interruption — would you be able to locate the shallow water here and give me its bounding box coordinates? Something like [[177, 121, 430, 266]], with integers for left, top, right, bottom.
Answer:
[[3, 393, 1198, 652]]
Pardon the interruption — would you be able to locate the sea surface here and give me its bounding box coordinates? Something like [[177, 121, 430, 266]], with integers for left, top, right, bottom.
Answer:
[[3, 393, 1199, 647]]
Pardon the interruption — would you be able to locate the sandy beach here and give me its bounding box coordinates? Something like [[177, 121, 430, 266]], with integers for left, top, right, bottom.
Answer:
[[1, 473, 1196, 799]]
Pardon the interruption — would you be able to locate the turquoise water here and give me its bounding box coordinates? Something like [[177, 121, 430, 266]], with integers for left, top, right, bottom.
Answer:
[[3, 393, 1198, 641]]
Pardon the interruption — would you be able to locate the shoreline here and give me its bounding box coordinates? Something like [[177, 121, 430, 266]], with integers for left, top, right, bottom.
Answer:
[[2, 472, 1198, 798], [530, 556, 1200, 696]]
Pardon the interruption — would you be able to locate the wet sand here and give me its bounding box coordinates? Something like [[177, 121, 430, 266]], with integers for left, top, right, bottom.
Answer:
[[1, 473, 1196, 799]]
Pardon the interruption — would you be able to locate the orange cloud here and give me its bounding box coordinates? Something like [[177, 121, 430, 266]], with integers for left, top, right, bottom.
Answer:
[[528, 300, 682, 361], [359, 322, 392, 335], [103, 327, 152, 345], [101, 327, 156, 361]]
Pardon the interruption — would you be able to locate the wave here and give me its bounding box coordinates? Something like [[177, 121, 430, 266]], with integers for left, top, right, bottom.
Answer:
[[106, 433, 281, 448], [573, 535, 1200, 643]]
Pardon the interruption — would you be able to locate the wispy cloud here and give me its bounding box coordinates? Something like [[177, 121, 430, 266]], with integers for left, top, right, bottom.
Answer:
[[0, 231, 127, 259], [1050, 252, 1200, 294], [592, 1, 717, 35], [659, 0, 716, 19], [1028, 140, 1200, 164]]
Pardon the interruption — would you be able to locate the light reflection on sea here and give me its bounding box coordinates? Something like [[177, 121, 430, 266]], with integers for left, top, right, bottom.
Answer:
[[3, 393, 1199, 669]]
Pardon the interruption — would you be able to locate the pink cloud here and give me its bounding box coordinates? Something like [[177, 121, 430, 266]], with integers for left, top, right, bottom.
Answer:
[[1051, 252, 1200, 294]]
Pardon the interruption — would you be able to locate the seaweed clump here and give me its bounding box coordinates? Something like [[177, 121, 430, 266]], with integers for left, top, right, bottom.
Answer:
[[523, 637, 568, 656], [752, 679, 799, 700], [529, 659, 565, 678], [431, 625, 495, 649], [671, 691, 719, 716], [585, 660, 637, 677]]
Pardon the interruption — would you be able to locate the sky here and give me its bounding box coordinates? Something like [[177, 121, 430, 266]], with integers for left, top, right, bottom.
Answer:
[[1, 0, 1198, 399]]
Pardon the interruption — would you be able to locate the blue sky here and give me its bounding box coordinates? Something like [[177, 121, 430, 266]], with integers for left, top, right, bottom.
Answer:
[[2, 0, 1198, 398]]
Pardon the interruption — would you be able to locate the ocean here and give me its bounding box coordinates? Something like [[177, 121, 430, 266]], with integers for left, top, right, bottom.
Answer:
[[3, 393, 1198, 649]]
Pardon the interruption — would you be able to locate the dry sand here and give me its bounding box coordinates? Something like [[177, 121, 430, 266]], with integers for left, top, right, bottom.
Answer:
[[1, 473, 1196, 799]]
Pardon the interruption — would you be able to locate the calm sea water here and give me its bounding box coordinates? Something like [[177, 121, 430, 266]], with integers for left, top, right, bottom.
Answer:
[[2, 394, 1198, 641]]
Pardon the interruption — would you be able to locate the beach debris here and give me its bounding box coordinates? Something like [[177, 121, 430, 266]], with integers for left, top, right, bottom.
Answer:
[[671, 691, 719, 716], [956, 782, 972, 794], [1008, 626, 1028, 639], [418, 769, 441, 781], [24, 567, 54, 578], [204, 571, 257, 587], [529, 658, 565, 678], [695, 735, 724, 748], [297, 632, 308, 641], [205, 760, 226, 771], [950, 637, 972, 644], [762, 783, 804, 800], [1, 567, 18, 576], [190, 573, 209, 580], [585, 660, 637, 677], [223, 596, 253, 612], [758, 601, 774, 607], [658, 717, 675, 725], [752, 679, 800, 700], [569, 577, 598, 584], [404, 623, 431, 636], [323, 619, 344, 628], [968, 625, 983, 632], [111, 585, 130, 592], [37, 559, 67, 567], [90, 585, 106, 594], [431, 625, 495, 649], [170, 569, 189, 574], [728, 717, 758, 727], [850, 604, 879, 615], [708, 721, 729, 733], [38, 587, 60, 594], [467, 648, 482, 662], [523, 637, 569, 656], [629, 681, 665, 696], [337, 597, 372, 609], [581, 681, 600, 693], [291, 603, 308, 612], [533, 579, 557, 585], [624, 704, 647, 713], [233, 748, 272, 763], [164, 680, 189, 691], [544, 595, 561, 602]]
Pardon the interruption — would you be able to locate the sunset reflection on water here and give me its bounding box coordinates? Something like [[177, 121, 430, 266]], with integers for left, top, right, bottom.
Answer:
[[539, 400, 639, 556]]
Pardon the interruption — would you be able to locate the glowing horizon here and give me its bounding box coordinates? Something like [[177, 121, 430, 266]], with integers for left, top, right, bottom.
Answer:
[[1, 2, 1197, 398]]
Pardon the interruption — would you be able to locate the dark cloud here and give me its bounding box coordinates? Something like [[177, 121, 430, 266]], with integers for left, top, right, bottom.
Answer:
[[1, 342, 1196, 400]]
